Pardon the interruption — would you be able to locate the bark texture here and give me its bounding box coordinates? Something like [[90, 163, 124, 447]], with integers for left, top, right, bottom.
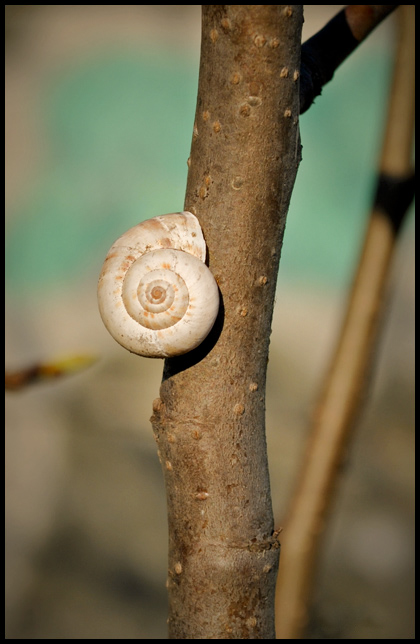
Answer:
[[151, 6, 303, 638]]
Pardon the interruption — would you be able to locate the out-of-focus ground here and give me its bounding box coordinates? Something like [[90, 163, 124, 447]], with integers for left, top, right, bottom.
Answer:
[[5, 6, 414, 639]]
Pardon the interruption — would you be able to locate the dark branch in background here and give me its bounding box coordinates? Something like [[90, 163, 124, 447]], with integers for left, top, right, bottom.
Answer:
[[374, 171, 415, 234], [300, 5, 398, 114]]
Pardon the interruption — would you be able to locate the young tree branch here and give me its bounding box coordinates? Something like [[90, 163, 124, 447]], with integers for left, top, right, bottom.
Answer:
[[150, 5, 303, 638], [275, 6, 414, 638], [300, 5, 398, 114]]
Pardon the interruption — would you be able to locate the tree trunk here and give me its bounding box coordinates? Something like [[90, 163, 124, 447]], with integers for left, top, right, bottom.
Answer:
[[151, 6, 303, 638]]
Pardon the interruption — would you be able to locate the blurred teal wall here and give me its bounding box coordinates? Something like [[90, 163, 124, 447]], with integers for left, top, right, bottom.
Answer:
[[5, 24, 413, 295]]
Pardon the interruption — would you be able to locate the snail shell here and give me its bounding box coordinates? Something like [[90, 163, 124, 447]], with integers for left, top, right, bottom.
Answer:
[[97, 211, 219, 358]]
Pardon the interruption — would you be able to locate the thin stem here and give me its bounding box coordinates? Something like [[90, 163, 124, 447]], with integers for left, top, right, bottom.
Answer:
[[275, 5, 414, 639]]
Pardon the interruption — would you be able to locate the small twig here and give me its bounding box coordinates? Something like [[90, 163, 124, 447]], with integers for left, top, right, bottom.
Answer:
[[5, 354, 97, 391], [300, 5, 398, 114], [275, 5, 414, 639]]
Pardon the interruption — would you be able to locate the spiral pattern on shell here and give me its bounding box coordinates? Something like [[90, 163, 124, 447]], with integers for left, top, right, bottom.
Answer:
[[98, 212, 220, 358]]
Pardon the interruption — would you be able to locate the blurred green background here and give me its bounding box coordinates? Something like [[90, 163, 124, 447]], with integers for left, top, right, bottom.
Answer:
[[5, 6, 414, 292], [5, 6, 414, 639]]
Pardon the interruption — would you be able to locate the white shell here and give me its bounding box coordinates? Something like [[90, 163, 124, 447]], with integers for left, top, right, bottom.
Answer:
[[98, 211, 220, 358]]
